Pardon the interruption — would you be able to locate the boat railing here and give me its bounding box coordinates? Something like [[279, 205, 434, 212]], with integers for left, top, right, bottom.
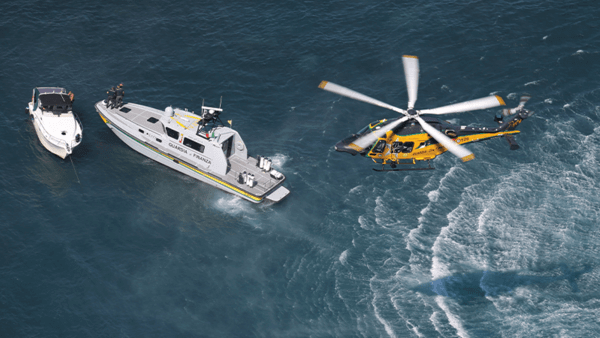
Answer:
[[74, 112, 83, 132]]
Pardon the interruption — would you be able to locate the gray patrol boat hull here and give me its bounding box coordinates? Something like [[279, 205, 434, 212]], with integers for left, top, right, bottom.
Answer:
[[95, 101, 289, 203]]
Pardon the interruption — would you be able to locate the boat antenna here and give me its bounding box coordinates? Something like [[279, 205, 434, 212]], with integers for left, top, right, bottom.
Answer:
[[202, 98, 205, 108], [219, 96, 222, 109], [69, 156, 81, 184]]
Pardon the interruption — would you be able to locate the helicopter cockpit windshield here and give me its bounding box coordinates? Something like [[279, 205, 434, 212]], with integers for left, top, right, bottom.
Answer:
[[355, 118, 400, 136]]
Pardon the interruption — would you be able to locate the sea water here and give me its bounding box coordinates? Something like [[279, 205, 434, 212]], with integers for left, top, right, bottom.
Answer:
[[1, 0, 600, 337]]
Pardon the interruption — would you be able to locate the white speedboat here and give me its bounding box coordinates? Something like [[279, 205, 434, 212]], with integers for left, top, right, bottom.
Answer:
[[95, 97, 290, 203], [28, 87, 83, 159]]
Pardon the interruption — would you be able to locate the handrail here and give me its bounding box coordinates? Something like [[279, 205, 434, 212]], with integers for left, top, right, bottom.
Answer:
[[74, 112, 83, 132]]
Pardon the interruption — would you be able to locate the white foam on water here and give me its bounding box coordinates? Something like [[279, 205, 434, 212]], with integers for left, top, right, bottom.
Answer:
[[427, 189, 440, 203], [430, 255, 451, 281], [212, 195, 261, 226], [441, 85, 452, 92], [525, 80, 541, 86], [507, 92, 518, 100], [544, 98, 553, 104], [371, 295, 396, 338], [409, 166, 459, 250], [406, 320, 425, 338], [573, 49, 586, 55], [339, 249, 349, 265], [270, 153, 289, 168], [349, 184, 363, 194], [358, 215, 372, 230], [435, 296, 469, 338], [429, 311, 445, 336], [543, 35, 548, 40]]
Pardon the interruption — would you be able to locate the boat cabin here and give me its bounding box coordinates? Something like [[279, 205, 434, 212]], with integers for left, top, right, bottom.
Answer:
[[32, 87, 73, 114]]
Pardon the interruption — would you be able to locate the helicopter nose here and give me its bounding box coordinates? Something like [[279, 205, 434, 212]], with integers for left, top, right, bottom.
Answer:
[[335, 140, 359, 156]]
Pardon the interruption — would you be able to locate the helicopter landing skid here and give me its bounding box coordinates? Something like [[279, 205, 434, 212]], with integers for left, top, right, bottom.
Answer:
[[373, 160, 434, 172]]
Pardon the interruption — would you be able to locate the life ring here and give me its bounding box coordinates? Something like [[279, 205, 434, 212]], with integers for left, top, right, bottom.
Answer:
[[236, 141, 244, 151]]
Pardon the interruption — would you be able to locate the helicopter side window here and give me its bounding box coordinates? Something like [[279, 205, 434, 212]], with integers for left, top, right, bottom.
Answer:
[[370, 140, 387, 154], [417, 139, 439, 149], [402, 142, 414, 153], [391, 142, 403, 153]]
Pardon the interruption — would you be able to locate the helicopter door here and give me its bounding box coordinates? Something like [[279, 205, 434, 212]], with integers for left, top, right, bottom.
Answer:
[[391, 141, 414, 153], [222, 136, 233, 158]]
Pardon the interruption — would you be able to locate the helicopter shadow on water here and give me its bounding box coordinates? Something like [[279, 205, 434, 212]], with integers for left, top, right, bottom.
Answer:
[[412, 264, 593, 304]]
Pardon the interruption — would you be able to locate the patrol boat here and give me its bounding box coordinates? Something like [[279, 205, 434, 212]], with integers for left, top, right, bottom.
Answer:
[[94, 98, 290, 203], [28, 87, 83, 159]]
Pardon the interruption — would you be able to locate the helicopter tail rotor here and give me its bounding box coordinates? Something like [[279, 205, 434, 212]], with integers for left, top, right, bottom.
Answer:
[[501, 94, 531, 117]]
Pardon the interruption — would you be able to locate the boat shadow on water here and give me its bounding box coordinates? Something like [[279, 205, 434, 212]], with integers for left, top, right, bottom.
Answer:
[[413, 264, 593, 303]]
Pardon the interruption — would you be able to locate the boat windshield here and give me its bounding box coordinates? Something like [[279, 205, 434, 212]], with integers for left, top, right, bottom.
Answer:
[[197, 120, 220, 138]]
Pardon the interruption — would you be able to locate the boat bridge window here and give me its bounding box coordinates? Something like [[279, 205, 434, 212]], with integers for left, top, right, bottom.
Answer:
[[197, 121, 219, 139], [166, 127, 179, 139], [221, 137, 233, 158], [147, 117, 159, 124], [183, 137, 205, 153]]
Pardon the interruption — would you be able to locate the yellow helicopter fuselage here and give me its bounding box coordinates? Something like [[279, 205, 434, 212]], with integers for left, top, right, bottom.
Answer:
[[367, 129, 521, 164]]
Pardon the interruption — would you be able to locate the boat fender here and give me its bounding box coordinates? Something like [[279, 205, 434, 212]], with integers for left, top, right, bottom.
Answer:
[[247, 174, 255, 188], [264, 158, 272, 172], [259, 156, 265, 169], [242, 171, 248, 184]]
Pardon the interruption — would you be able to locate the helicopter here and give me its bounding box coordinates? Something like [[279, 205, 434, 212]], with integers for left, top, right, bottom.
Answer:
[[319, 55, 534, 171]]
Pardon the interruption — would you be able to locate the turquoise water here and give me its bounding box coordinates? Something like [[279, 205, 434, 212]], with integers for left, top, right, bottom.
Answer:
[[1, 1, 600, 336]]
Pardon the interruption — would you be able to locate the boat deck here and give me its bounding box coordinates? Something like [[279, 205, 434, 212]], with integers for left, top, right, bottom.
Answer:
[[226, 156, 284, 196], [109, 103, 166, 135]]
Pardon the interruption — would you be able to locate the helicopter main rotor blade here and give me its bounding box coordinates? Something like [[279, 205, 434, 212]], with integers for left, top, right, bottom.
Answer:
[[414, 116, 475, 162], [518, 94, 531, 108], [402, 55, 419, 109], [350, 116, 410, 151], [319, 81, 407, 115], [419, 95, 506, 115]]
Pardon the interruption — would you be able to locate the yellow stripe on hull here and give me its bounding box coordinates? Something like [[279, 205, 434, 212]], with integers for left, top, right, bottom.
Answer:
[[98, 111, 263, 202]]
